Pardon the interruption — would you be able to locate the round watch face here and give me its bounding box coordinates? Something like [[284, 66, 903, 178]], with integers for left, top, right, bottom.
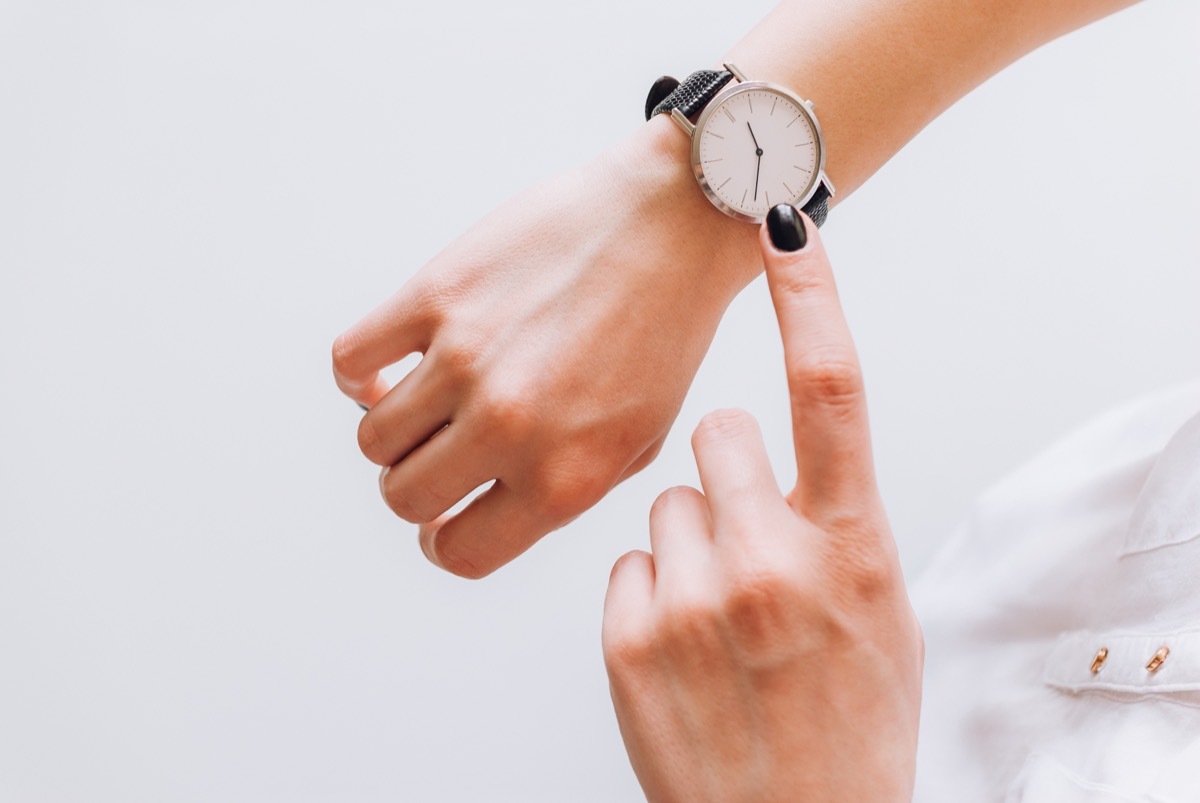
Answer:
[[692, 82, 824, 223]]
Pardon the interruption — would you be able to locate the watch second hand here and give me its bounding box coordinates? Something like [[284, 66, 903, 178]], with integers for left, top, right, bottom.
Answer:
[[748, 122, 764, 201]]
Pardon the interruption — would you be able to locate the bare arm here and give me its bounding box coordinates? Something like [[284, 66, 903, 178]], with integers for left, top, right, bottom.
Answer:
[[334, 0, 1139, 578], [733, 0, 1136, 197], [638, 0, 1141, 288]]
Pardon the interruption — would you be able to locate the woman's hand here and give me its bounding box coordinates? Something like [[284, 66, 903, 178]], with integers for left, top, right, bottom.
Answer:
[[333, 119, 760, 578], [602, 206, 923, 803], [332, 0, 1136, 581]]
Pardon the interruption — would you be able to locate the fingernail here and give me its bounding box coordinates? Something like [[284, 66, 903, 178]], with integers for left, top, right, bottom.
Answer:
[[357, 403, 369, 412], [767, 204, 807, 252]]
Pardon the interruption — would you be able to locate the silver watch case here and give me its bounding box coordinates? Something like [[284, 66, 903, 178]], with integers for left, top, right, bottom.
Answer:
[[671, 64, 834, 224]]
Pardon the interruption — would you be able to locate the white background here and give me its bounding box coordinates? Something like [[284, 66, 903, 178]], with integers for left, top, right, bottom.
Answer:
[[1, 1, 1197, 801]]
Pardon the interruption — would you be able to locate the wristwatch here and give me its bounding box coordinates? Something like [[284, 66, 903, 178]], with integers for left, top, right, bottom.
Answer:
[[645, 63, 835, 226]]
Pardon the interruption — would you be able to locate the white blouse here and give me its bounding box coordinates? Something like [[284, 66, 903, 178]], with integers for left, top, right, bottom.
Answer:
[[913, 380, 1200, 802]]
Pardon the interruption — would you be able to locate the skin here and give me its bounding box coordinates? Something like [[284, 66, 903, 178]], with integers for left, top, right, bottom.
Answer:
[[333, 0, 1139, 580], [602, 213, 924, 802]]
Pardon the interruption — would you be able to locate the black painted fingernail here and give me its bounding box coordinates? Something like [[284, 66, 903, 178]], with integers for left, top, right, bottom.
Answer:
[[357, 403, 369, 412], [767, 204, 807, 252]]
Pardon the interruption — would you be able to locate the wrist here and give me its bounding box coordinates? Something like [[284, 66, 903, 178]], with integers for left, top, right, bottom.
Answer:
[[614, 115, 764, 301]]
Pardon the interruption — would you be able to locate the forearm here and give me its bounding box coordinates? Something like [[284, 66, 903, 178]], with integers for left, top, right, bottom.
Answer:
[[625, 0, 1139, 293], [724, 0, 1139, 197]]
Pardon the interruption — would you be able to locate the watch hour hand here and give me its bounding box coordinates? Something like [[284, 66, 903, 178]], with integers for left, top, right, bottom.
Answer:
[[748, 122, 764, 201]]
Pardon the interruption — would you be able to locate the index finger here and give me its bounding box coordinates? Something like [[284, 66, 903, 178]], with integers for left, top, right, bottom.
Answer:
[[332, 287, 434, 408], [761, 205, 877, 516]]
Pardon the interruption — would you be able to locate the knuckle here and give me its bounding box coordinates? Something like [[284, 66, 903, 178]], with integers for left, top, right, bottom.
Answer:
[[856, 545, 899, 594], [602, 623, 656, 674], [722, 568, 805, 655], [725, 569, 795, 618], [430, 537, 491, 580], [789, 350, 864, 409], [435, 340, 481, 386], [661, 597, 722, 645], [772, 257, 828, 298], [356, 414, 388, 465], [842, 548, 900, 602], [817, 520, 902, 601], [380, 476, 420, 523], [482, 383, 539, 442], [385, 479, 442, 525], [692, 408, 758, 448], [539, 466, 607, 522]]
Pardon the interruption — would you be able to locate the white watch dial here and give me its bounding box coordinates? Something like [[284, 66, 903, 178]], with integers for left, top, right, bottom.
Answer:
[[694, 86, 821, 220]]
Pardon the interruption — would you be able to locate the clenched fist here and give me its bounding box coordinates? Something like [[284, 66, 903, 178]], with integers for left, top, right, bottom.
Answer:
[[333, 119, 760, 578]]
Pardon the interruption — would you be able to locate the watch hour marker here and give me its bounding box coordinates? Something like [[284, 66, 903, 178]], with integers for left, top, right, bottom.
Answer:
[[723, 107, 736, 123], [794, 141, 813, 147], [786, 115, 801, 128], [741, 188, 748, 206], [747, 95, 754, 113], [703, 158, 723, 164], [783, 181, 795, 196], [707, 131, 725, 140], [771, 98, 777, 116], [793, 165, 811, 174], [765, 190, 771, 207], [716, 177, 732, 191]]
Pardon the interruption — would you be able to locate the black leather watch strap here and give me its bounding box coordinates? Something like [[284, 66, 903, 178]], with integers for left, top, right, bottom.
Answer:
[[803, 183, 831, 228], [645, 69, 733, 122]]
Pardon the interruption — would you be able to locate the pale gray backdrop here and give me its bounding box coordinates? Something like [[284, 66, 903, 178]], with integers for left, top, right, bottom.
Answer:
[[1, 1, 1197, 801]]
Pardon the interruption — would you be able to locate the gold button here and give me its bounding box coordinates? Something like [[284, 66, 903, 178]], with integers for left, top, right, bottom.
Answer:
[[1146, 646, 1170, 673], [1090, 647, 1109, 674]]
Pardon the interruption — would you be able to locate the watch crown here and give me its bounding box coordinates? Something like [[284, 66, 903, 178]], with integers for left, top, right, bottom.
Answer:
[[805, 99, 815, 111]]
